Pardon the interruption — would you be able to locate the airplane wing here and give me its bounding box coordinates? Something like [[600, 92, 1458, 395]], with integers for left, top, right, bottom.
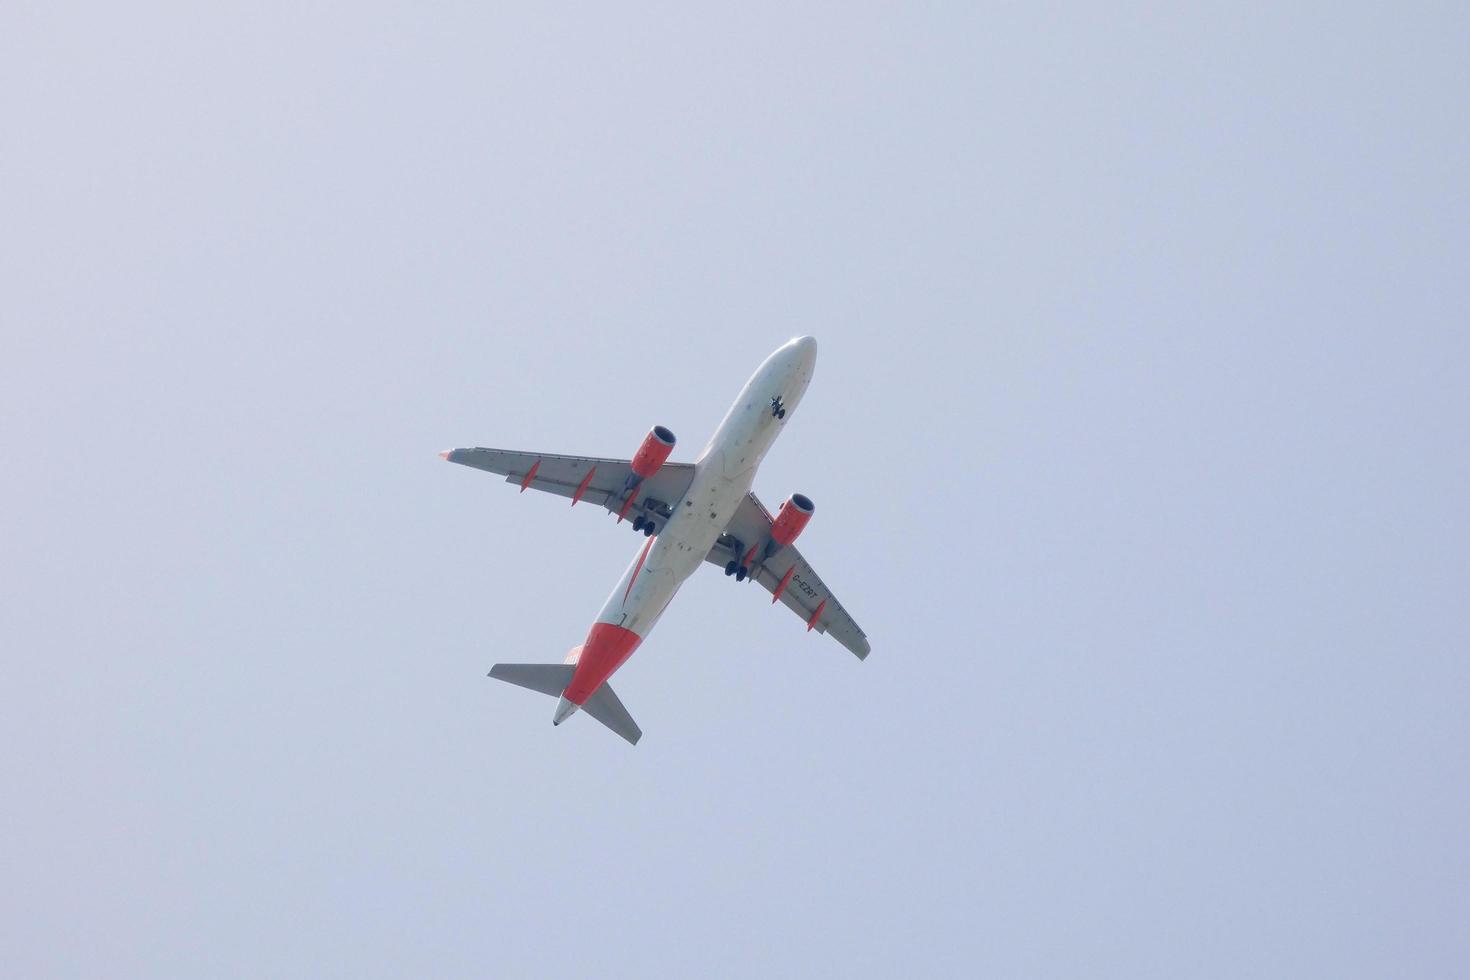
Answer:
[[442, 448, 697, 532], [706, 493, 871, 660]]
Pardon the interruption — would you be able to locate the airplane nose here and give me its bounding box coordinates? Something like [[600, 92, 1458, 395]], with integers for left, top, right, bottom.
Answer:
[[787, 336, 817, 366]]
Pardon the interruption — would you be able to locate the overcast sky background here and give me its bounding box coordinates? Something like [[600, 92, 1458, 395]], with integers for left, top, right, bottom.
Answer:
[[3, 4, 1467, 977]]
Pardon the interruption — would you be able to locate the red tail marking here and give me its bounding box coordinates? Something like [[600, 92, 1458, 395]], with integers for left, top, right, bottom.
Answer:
[[624, 536, 654, 605], [565, 623, 643, 704], [571, 466, 597, 507], [519, 460, 541, 492], [806, 599, 826, 631], [772, 566, 796, 604], [616, 491, 638, 523]]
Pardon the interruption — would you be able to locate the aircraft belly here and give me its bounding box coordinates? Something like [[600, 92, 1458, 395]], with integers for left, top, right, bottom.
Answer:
[[595, 463, 750, 636], [620, 565, 677, 634], [589, 352, 794, 644]]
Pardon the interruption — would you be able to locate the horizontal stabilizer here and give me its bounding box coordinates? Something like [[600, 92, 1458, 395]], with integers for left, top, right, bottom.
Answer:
[[488, 663, 575, 697], [488, 663, 642, 745], [582, 682, 642, 745]]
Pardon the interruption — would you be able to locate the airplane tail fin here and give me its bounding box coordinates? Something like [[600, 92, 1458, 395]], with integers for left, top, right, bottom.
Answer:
[[487, 663, 643, 746]]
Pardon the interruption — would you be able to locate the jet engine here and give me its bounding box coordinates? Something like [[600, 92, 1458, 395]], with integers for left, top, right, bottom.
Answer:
[[769, 493, 815, 546], [630, 425, 676, 478]]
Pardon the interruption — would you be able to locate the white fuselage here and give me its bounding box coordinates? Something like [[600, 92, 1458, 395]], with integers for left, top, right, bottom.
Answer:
[[594, 336, 817, 640]]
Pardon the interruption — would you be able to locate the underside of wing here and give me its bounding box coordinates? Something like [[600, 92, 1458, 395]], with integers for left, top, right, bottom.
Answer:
[[441, 448, 696, 534], [705, 493, 871, 659]]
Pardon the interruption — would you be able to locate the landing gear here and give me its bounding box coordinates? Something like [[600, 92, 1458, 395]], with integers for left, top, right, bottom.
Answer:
[[776, 409, 786, 419], [722, 538, 754, 580], [633, 516, 655, 536], [632, 516, 646, 532], [771, 395, 786, 418]]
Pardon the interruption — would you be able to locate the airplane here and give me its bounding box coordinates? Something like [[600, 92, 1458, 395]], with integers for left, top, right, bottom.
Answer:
[[440, 336, 869, 745]]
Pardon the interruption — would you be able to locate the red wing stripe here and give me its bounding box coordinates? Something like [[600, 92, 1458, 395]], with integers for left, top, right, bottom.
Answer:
[[519, 460, 541, 493], [570, 466, 597, 507], [616, 491, 638, 523], [624, 537, 654, 605], [772, 566, 796, 604], [806, 599, 827, 631]]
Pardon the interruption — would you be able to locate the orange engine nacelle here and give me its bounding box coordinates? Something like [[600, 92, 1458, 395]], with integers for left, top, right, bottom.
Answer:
[[630, 426, 677, 478], [770, 493, 815, 546]]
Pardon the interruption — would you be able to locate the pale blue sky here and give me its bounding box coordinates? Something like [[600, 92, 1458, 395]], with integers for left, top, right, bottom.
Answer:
[[3, 4, 1467, 977]]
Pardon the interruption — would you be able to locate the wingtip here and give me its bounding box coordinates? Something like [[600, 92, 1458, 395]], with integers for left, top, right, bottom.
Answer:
[[439, 449, 453, 461]]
